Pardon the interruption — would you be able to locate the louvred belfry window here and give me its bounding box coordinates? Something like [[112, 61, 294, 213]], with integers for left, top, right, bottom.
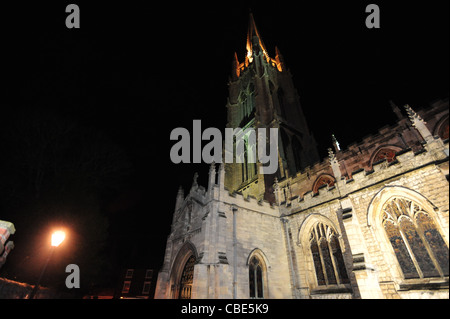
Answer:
[[382, 197, 449, 279]]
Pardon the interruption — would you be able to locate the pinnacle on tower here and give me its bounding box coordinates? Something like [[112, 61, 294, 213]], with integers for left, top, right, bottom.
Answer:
[[246, 12, 269, 59], [390, 100, 403, 120], [404, 104, 433, 142], [233, 12, 283, 78], [332, 134, 341, 152], [175, 186, 185, 212], [404, 104, 424, 124], [275, 46, 285, 72], [328, 148, 342, 179]]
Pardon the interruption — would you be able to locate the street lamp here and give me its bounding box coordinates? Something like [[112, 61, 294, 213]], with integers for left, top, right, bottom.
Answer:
[[51, 231, 66, 247], [28, 230, 66, 299]]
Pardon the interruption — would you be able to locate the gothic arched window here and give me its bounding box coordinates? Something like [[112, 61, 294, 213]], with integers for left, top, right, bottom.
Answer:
[[249, 256, 265, 298], [179, 255, 196, 299], [382, 197, 449, 279], [239, 85, 255, 125], [309, 223, 349, 286], [241, 134, 257, 183]]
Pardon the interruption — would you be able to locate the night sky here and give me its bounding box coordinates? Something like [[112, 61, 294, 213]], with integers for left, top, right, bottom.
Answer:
[[0, 1, 448, 293]]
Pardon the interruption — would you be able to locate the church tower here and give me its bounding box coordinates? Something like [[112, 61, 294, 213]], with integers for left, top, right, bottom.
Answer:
[[155, 12, 449, 300], [224, 13, 320, 202]]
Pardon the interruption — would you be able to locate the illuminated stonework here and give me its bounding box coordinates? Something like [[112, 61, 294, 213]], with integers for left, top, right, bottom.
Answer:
[[234, 13, 283, 79], [154, 14, 449, 299]]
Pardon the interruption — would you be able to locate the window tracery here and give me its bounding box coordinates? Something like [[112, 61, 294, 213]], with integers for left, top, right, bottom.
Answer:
[[382, 197, 449, 279], [309, 223, 349, 286], [249, 256, 265, 298]]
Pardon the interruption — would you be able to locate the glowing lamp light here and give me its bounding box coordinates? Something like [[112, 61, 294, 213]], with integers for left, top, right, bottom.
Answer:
[[51, 231, 66, 247]]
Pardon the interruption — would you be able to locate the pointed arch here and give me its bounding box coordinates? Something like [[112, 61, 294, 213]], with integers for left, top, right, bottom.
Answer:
[[297, 214, 349, 289], [246, 248, 271, 268], [367, 186, 449, 282], [312, 174, 336, 193], [369, 145, 403, 167], [433, 115, 449, 140], [169, 241, 198, 299], [247, 248, 269, 298]]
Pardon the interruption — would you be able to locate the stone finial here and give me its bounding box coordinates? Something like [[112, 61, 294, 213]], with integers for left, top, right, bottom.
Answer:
[[273, 177, 279, 189], [331, 134, 340, 152], [273, 177, 281, 205], [390, 100, 403, 120], [175, 186, 185, 212], [404, 104, 425, 126], [217, 163, 226, 189], [328, 148, 342, 179], [208, 162, 217, 191], [404, 104, 433, 142], [192, 172, 198, 187], [328, 147, 336, 162]]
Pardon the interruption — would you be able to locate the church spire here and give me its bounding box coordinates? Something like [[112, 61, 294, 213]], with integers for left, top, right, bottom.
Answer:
[[233, 12, 283, 78], [246, 12, 269, 62], [390, 100, 403, 120], [404, 104, 433, 142]]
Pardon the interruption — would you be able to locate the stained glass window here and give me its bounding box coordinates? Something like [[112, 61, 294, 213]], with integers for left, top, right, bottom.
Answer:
[[309, 223, 349, 286], [384, 219, 419, 279], [310, 237, 326, 286], [330, 235, 350, 284], [417, 212, 450, 276], [382, 197, 449, 279]]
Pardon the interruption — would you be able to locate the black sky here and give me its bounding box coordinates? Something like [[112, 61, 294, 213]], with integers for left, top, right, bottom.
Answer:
[[1, 1, 448, 288]]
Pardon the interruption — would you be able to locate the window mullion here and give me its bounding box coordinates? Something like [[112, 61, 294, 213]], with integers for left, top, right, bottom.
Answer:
[[254, 267, 258, 298], [317, 238, 329, 286], [398, 226, 424, 278], [417, 225, 445, 277], [327, 239, 341, 285]]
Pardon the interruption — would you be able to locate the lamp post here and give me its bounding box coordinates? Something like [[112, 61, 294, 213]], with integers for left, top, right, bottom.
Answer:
[[29, 230, 65, 299]]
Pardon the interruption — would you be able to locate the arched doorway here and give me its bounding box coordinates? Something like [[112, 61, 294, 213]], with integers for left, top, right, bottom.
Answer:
[[179, 255, 196, 299], [169, 241, 198, 299]]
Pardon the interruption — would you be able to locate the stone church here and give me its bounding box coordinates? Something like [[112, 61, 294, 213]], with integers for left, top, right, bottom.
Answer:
[[155, 14, 449, 299]]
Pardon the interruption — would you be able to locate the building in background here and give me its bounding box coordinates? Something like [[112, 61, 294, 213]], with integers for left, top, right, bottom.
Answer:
[[0, 220, 15, 271], [115, 268, 155, 299]]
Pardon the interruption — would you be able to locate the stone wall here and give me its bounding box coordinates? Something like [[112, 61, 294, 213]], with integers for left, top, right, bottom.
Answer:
[[155, 100, 449, 299]]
